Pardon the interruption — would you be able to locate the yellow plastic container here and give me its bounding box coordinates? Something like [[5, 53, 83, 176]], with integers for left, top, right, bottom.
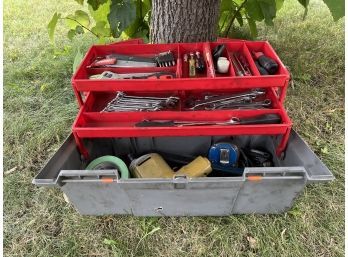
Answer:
[[129, 153, 212, 178]]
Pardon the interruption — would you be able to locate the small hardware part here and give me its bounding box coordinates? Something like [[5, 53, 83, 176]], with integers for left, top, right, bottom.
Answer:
[[189, 52, 196, 77], [182, 54, 189, 77], [195, 51, 205, 73]]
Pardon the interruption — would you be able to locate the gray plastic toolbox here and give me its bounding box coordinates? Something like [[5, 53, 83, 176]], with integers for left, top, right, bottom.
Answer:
[[33, 129, 333, 216]]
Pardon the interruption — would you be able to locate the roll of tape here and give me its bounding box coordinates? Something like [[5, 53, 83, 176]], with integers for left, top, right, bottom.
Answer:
[[86, 155, 129, 179]]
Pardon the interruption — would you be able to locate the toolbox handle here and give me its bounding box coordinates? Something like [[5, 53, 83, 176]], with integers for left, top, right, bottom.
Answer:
[[243, 167, 307, 182], [57, 169, 120, 186]]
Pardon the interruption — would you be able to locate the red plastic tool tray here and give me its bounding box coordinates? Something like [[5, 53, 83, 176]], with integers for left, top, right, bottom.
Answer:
[[72, 40, 290, 107], [72, 87, 292, 158]]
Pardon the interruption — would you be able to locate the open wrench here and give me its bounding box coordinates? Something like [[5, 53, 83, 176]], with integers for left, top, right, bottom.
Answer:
[[117, 92, 179, 101], [188, 89, 266, 110], [207, 99, 272, 110]]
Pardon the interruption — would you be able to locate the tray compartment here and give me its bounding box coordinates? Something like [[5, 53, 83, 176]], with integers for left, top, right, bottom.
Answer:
[[209, 42, 236, 77], [72, 40, 290, 104], [76, 43, 180, 80], [83, 91, 183, 112], [177, 42, 215, 78], [72, 87, 291, 158], [245, 41, 289, 76], [210, 42, 261, 77], [82, 87, 281, 113], [182, 87, 281, 110]]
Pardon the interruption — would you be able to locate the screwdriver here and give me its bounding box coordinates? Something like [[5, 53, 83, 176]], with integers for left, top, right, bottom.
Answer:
[[252, 52, 279, 75]]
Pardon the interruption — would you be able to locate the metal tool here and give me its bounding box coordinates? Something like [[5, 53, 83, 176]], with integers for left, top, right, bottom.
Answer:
[[154, 51, 176, 67], [187, 89, 266, 110], [135, 113, 282, 127], [206, 99, 272, 110], [90, 71, 176, 80], [235, 53, 252, 75], [230, 52, 251, 76], [102, 92, 179, 112], [88, 51, 176, 68]]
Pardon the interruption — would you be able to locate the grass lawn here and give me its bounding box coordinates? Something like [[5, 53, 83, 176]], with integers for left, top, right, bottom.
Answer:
[[3, 0, 344, 256]]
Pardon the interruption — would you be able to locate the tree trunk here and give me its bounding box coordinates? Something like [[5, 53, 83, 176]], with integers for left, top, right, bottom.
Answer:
[[150, 0, 221, 43]]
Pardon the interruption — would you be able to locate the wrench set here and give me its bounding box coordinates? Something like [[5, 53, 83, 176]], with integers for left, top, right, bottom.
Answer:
[[71, 39, 292, 158], [101, 89, 272, 113], [102, 92, 180, 112]]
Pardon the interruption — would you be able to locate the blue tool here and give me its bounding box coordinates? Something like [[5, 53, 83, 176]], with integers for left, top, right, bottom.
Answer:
[[208, 142, 243, 175]]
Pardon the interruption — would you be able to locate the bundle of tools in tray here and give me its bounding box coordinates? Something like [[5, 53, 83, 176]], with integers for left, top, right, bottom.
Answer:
[[102, 89, 272, 112], [89, 51, 176, 68], [212, 44, 279, 76], [182, 51, 205, 77], [185, 88, 272, 110], [102, 92, 180, 112], [85, 142, 275, 179], [88, 51, 177, 80]]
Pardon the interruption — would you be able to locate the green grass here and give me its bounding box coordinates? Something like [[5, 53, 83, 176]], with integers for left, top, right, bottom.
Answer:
[[3, 0, 344, 256]]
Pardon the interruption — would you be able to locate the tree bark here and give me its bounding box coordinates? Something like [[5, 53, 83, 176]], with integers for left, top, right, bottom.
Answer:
[[150, 0, 221, 43]]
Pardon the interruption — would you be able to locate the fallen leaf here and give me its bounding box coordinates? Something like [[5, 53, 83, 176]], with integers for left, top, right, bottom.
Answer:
[[247, 236, 258, 249], [4, 166, 17, 175]]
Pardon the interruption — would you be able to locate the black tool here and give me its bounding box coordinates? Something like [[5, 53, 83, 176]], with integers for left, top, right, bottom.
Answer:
[[212, 44, 226, 70], [255, 61, 269, 75], [135, 113, 282, 127], [252, 52, 278, 75], [240, 148, 274, 167]]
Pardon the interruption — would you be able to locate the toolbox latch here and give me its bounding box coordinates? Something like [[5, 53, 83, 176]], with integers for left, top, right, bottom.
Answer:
[[173, 175, 189, 189]]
